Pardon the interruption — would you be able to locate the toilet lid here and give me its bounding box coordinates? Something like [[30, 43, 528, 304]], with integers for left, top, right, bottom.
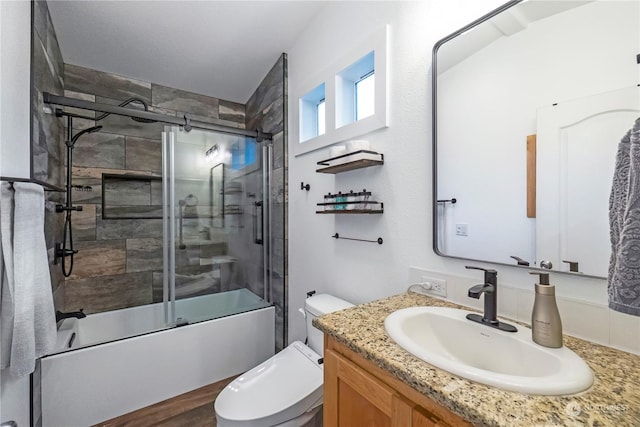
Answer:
[[215, 341, 323, 426]]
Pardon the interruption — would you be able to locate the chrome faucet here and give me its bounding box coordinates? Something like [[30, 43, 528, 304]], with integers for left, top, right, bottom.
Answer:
[[465, 266, 517, 332]]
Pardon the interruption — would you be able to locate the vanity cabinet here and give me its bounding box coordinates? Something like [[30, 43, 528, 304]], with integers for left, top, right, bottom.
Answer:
[[324, 337, 471, 427]]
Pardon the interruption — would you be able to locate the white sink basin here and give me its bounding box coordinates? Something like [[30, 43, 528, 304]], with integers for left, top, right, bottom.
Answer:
[[384, 307, 593, 395]]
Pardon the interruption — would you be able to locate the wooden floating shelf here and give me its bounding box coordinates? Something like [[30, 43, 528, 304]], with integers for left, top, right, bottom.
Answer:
[[316, 158, 384, 174], [316, 150, 384, 174]]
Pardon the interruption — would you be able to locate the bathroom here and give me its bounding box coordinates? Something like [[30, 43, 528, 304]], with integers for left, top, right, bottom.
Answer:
[[1, 0, 639, 426]]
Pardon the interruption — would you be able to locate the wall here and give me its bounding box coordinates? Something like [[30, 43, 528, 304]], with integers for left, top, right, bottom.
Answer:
[[1, 1, 65, 425], [287, 0, 640, 355], [0, 0, 31, 180], [0, 0, 31, 397], [245, 54, 288, 350], [32, 0, 66, 322], [60, 64, 245, 313]]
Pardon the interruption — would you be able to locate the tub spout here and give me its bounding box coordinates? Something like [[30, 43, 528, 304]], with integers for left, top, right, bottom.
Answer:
[[56, 309, 86, 323]]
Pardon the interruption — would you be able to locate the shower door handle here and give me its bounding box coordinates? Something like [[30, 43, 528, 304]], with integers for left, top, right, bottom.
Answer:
[[253, 201, 263, 245]]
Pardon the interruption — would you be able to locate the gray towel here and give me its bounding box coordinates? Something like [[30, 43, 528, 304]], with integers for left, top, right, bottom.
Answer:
[[0, 182, 56, 376], [609, 117, 640, 316]]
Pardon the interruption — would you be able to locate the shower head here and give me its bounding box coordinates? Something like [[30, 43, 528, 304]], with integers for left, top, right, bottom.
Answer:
[[70, 125, 102, 146], [95, 97, 158, 124]]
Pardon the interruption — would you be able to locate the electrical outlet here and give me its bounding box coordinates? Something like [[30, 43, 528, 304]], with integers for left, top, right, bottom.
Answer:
[[409, 267, 447, 297], [420, 276, 447, 297], [455, 223, 468, 236]]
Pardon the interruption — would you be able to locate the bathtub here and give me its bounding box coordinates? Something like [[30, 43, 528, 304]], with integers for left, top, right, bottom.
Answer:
[[40, 289, 275, 427]]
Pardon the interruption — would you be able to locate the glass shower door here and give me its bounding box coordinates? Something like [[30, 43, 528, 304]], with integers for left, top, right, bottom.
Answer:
[[162, 126, 272, 326]]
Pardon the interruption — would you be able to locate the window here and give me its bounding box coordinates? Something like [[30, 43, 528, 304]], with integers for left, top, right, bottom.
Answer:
[[317, 99, 326, 135], [299, 83, 326, 142], [335, 51, 374, 128], [292, 25, 388, 156], [355, 71, 375, 120], [231, 138, 256, 171]]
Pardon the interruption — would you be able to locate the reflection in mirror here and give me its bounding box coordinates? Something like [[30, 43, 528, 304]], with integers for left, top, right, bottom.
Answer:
[[433, 0, 640, 278], [211, 162, 224, 228]]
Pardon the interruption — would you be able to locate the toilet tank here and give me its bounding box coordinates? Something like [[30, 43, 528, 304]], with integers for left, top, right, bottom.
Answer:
[[304, 294, 353, 355]]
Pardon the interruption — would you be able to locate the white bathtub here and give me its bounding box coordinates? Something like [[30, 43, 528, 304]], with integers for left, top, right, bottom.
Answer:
[[40, 289, 275, 427]]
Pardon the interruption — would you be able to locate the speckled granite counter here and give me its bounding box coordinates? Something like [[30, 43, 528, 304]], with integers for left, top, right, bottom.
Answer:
[[314, 292, 640, 426]]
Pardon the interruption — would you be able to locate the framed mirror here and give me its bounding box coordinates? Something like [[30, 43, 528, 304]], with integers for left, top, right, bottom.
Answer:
[[211, 162, 225, 228], [432, 0, 640, 278]]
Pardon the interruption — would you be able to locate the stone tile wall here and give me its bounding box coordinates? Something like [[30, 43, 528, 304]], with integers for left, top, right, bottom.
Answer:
[[31, 3, 65, 425], [62, 64, 245, 314], [31, 0, 66, 316], [245, 54, 288, 351]]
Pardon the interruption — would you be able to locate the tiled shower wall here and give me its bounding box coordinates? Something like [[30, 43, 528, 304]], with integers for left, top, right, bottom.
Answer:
[[31, 0, 65, 314], [61, 63, 246, 313], [31, 2, 65, 426], [245, 54, 288, 350]]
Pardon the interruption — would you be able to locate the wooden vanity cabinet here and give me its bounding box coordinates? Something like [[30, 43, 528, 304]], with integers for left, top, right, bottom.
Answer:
[[324, 336, 471, 427]]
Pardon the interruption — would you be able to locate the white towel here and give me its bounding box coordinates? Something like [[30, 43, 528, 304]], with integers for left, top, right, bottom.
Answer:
[[0, 182, 16, 369], [0, 182, 56, 376]]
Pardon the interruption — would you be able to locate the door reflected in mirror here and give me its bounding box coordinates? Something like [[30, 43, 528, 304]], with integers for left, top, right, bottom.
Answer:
[[433, 0, 640, 278]]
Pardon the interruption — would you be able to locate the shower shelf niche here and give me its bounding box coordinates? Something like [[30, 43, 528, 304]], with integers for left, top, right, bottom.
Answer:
[[102, 173, 162, 220], [316, 150, 384, 174]]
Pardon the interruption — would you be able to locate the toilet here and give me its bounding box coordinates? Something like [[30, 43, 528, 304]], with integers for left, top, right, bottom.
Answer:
[[215, 293, 353, 427]]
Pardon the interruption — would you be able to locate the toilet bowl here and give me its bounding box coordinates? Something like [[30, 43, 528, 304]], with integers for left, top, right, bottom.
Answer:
[[215, 293, 353, 427]]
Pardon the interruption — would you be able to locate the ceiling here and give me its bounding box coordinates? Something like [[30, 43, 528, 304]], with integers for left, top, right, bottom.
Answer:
[[47, 1, 328, 104], [437, 0, 592, 75]]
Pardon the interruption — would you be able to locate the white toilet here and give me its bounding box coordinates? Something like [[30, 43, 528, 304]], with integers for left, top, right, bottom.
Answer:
[[214, 293, 353, 427]]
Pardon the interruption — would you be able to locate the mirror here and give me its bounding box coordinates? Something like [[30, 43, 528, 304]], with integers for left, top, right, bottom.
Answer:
[[433, 0, 640, 278], [211, 162, 225, 228]]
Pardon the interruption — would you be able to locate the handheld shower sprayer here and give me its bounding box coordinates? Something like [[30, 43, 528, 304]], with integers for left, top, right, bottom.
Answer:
[[55, 95, 155, 277]]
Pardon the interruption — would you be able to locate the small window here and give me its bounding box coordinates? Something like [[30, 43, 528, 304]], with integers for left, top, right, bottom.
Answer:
[[299, 83, 326, 142], [292, 25, 388, 157], [317, 99, 326, 136], [231, 139, 256, 171], [355, 72, 375, 120], [335, 51, 374, 128]]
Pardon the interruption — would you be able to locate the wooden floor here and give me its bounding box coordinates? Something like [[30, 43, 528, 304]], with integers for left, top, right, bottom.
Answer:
[[94, 376, 237, 427]]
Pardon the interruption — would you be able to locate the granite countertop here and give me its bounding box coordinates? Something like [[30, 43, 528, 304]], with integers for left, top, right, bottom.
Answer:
[[314, 292, 640, 426]]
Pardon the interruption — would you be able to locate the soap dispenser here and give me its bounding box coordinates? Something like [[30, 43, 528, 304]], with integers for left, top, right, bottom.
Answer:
[[530, 272, 563, 348]]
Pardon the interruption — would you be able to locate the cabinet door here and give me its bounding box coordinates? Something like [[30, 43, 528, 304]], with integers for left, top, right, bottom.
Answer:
[[325, 348, 412, 427], [413, 407, 450, 427]]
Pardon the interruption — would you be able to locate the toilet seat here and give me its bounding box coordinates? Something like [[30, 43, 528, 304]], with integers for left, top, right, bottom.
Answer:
[[215, 341, 324, 427]]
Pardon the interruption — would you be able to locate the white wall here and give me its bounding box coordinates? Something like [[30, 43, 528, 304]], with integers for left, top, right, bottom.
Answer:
[[287, 0, 639, 354], [0, 0, 31, 180], [0, 1, 33, 425]]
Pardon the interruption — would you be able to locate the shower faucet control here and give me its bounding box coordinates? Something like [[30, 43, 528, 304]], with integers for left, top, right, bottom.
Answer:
[[55, 204, 83, 212], [56, 309, 86, 323]]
